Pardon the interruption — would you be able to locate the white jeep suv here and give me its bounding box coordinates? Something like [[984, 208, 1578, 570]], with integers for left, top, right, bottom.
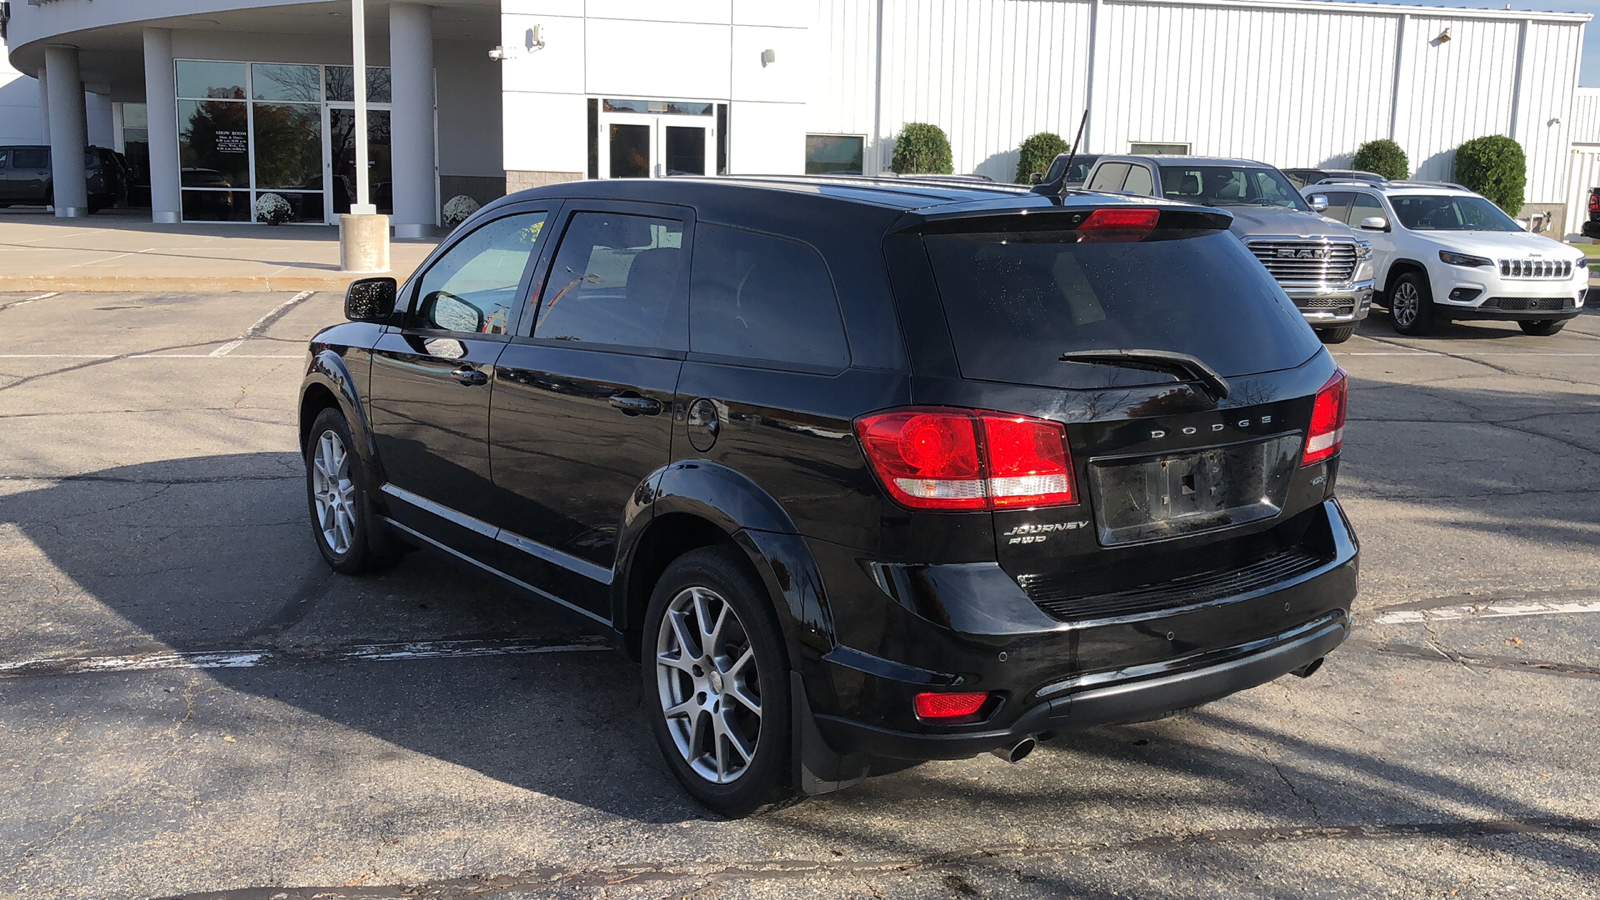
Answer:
[[1303, 181, 1587, 336]]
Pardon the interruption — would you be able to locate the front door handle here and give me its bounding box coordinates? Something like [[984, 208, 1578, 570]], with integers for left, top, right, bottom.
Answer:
[[609, 392, 662, 416], [451, 366, 488, 387]]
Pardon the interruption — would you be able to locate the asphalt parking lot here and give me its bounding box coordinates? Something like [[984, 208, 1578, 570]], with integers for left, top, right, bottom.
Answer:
[[0, 291, 1596, 899]]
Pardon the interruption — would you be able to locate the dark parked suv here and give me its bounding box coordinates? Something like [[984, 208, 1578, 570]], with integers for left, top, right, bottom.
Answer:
[[0, 145, 125, 212], [299, 177, 1358, 815]]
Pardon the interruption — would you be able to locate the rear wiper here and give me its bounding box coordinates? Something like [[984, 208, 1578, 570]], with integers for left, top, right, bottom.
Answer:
[[1058, 349, 1231, 399]]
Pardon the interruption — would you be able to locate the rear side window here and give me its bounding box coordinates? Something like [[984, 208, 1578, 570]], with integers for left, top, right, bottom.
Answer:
[[923, 229, 1320, 389], [12, 149, 47, 168], [689, 224, 848, 370], [535, 211, 688, 350], [1086, 163, 1129, 193]]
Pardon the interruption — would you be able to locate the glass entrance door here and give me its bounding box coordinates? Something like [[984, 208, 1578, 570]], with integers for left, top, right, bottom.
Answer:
[[326, 107, 393, 218], [597, 103, 715, 179]]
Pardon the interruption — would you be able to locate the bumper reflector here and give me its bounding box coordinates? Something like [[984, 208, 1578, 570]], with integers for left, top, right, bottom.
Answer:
[[914, 691, 991, 720]]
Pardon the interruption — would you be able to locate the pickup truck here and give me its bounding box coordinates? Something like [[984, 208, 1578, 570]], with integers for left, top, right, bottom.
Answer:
[[1083, 155, 1374, 343]]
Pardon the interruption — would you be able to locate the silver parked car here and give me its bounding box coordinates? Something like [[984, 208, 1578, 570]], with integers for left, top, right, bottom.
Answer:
[[1083, 156, 1375, 343]]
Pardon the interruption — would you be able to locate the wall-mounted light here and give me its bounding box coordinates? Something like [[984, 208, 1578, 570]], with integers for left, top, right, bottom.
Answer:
[[761, 48, 777, 66], [1436, 27, 1451, 43]]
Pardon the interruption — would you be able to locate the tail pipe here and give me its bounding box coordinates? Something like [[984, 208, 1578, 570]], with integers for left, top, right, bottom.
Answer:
[[1292, 657, 1325, 679], [990, 736, 1037, 764]]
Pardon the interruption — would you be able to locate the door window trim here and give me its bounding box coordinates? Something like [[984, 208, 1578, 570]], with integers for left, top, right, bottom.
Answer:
[[510, 199, 696, 360], [394, 202, 559, 340]]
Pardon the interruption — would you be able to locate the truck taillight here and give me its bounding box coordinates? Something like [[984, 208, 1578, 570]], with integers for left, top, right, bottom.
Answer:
[[1589, 190, 1599, 213], [856, 408, 1077, 511], [1302, 369, 1348, 467]]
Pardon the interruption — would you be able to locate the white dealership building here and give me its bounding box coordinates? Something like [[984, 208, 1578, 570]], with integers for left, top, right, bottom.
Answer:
[[3, 0, 1599, 234]]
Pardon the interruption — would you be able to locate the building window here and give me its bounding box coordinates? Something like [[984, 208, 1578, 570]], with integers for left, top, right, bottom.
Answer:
[[173, 59, 394, 223], [805, 134, 865, 175], [1129, 141, 1190, 155]]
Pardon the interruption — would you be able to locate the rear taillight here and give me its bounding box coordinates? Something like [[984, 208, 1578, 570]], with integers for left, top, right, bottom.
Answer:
[[856, 408, 1077, 510], [1589, 191, 1599, 213], [1302, 369, 1348, 467]]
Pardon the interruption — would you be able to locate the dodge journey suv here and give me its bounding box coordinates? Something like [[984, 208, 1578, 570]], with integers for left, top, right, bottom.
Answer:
[[299, 177, 1359, 816]]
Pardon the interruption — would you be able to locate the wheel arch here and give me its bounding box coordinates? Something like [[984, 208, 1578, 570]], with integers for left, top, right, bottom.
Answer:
[[614, 462, 836, 665], [1384, 258, 1431, 298], [299, 348, 379, 478]]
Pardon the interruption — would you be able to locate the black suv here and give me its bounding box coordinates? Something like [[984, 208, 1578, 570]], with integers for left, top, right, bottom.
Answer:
[[299, 177, 1358, 816], [0, 145, 125, 212]]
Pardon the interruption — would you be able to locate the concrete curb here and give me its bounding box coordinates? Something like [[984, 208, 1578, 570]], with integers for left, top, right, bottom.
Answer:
[[0, 273, 406, 293]]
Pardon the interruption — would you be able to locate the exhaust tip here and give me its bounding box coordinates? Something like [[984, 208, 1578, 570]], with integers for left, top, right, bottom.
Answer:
[[990, 736, 1037, 764], [1292, 657, 1325, 679]]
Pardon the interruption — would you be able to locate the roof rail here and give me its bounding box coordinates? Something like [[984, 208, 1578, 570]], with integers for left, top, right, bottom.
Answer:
[[730, 173, 1026, 194], [1311, 179, 1382, 187], [1389, 180, 1472, 191]]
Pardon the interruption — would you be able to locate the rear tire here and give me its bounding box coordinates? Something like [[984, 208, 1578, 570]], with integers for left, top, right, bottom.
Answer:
[[1519, 319, 1566, 336], [1389, 271, 1433, 335], [304, 408, 403, 575], [642, 545, 795, 818], [1317, 325, 1357, 344]]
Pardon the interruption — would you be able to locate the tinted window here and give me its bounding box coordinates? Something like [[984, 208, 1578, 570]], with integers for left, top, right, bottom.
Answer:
[[1391, 194, 1519, 232], [924, 229, 1319, 389], [1350, 193, 1386, 227], [1318, 191, 1354, 224], [535, 212, 687, 350], [1121, 164, 1154, 196], [414, 212, 547, 334], [12, 149, 47, 169], [1158, 166, 1309, 211], [176, 61, 247, 100], [0, 149, 8, 168], [690, 225, 848, 369], [1086, 163, 1129, 192], [1046, 154, 1098, 184]]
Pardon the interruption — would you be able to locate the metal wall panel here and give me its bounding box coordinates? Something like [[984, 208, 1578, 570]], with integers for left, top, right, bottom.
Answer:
[[1571, 88, 1600, 145], [1514, 22, 1581, 205]]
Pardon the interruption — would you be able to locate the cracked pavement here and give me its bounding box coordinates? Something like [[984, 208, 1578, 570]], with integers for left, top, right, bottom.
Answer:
[[0, 292, 1596, 899]]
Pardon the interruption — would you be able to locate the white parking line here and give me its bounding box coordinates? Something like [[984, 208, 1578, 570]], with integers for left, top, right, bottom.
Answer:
[[0, 354, 302, 359], [1375, 599, 1600, 625], [0, 637, 611, 679], [0, 291, 60, 311], [1338, 352, 1600, 357], [210, 289, 317, 357]]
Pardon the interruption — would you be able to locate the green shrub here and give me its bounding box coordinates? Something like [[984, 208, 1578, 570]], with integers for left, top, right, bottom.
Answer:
[[1453, 135, 1526, 215], [891, 123, 953, 175], [1352, 139, 1409, 181], [1015, 132, 1069, 184]]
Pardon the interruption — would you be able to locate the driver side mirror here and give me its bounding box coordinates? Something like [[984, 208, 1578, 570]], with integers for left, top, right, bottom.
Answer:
[[1308, 193, 1329, 213], [1358, 215, 1389, 232], [344, 277, 397, 322], [1029, 172, 1044, 185], [418, 291, 485, 333]]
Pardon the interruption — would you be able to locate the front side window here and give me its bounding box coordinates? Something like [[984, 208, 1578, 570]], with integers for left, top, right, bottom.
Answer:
[[414, 213, 548, 334], [1350, 193, 1386, 227], [534, 212, 687, 350], [12, 149, 47, 169], [1390, 194, 1520, 232], [690, 225, 848, 369], [1121, 164, 1154, 196], [1086, 163, 1130, 192], [1318, 191, 1355, 224]]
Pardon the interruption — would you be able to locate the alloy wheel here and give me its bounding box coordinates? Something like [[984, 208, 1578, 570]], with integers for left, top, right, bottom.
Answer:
[[311, 430, 357, 556], [655, 586, 763, 784], [1392, 282, 1419, 329]]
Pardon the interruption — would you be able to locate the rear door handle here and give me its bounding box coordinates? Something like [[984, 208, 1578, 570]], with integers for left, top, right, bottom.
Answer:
[[451, 366, 489, 387], [609, 392, 662, 416]]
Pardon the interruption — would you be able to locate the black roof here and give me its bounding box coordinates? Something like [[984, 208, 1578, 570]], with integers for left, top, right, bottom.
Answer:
[[1097, 155, 1274, 169]]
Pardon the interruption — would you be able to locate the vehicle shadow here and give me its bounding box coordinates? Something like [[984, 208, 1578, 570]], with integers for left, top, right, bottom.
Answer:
[[1, 402, 1596, 845]]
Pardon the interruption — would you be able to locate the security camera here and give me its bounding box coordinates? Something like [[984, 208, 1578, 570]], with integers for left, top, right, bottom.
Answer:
[[488, 46, 509, 62]]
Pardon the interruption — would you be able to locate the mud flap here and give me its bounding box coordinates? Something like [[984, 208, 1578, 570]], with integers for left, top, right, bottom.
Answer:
[[791, 672, 872, 795]]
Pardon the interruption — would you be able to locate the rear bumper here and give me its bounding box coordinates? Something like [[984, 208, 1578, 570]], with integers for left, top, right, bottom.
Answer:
[[816, 611, 1348, 760], [798, 499, 1359, 767]]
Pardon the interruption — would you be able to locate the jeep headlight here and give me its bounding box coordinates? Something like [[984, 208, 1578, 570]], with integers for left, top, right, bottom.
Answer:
[[1439, 250, 1493, 267]]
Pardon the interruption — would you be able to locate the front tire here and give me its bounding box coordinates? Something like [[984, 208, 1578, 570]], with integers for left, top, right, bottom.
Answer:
[[1519, 319, 1567, 336], [643, 546, 795, 817], [1317, 325, 1357, 344], [1389, 272, 1433, 335], [304, 407, 401, 575]]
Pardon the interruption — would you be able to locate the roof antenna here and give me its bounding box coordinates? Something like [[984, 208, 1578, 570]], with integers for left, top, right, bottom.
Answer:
[[1032, 108, 1090, 197]]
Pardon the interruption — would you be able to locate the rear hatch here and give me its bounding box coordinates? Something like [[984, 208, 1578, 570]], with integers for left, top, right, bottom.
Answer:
[[895, 203, 1344, 627]]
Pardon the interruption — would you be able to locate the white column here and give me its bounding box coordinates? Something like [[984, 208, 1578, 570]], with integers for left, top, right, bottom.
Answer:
[[36, 67, 50, 144], [391, 2, 437, 237], [143, 28, 182, 224], [45, 46, 89, 217]]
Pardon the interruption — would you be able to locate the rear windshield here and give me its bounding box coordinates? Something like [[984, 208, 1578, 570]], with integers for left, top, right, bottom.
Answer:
[[924, 229, 1320, 390]]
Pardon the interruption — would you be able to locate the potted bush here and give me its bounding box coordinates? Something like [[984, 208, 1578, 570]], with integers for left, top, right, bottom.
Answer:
[[253, 193, 292, 226], [1015, 132, 1070, 184], [891, 123, 953, 175], [442, 195, 481, 230], [1453, 135, 1526, 215], [1352, 139, 1409, 181]]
